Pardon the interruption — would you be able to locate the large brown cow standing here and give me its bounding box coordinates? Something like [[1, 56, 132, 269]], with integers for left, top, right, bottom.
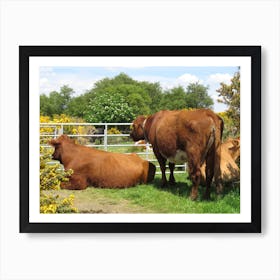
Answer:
[[130, 109, 224, 200], [49, 135, 156, 190]]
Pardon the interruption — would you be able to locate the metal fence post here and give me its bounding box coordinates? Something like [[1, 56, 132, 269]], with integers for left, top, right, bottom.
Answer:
[[145, 143, 149, 160], [104, 124, 108, 151], [60, 124, 64, 135]]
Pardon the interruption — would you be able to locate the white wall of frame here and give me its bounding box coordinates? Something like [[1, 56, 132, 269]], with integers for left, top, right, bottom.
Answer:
[[0, 0, 279, 279]]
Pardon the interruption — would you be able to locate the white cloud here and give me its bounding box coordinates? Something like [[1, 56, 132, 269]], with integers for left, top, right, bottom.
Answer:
[[133, 73, 202, 90], [39, 73, 105, 96], [39, 77, 48, 85], [207, 73, 232, 85], [177, 73, 202, 85], [40, 67, 56, 77]]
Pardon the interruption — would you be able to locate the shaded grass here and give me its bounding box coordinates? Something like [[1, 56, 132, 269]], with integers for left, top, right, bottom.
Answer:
[[52, 174, 240, 214]]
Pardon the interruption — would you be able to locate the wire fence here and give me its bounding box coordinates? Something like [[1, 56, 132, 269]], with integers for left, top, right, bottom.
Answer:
[[40, 122, 187, 174]]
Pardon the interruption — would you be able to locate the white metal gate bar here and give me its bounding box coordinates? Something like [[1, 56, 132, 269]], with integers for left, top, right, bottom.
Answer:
[[40, 122, 187, 175]]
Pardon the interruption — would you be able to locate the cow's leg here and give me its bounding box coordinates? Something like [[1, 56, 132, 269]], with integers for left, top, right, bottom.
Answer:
[[214, 144, 223, 195], [169, 162, 176, 185], [187, 151, 202, 200], [153, 149, 168, 187], [204, 147, 215, 200], [60, 174, 88, 190]]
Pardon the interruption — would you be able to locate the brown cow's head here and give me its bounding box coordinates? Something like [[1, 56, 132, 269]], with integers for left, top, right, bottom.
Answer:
[[130, 115, 147, 141], [48, 135, 74, 162], [224, 138, 240, 162]]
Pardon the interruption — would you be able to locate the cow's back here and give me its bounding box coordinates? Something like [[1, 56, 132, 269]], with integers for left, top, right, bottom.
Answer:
[[148, 109, 221, 160], [61, 143, 155, 188]]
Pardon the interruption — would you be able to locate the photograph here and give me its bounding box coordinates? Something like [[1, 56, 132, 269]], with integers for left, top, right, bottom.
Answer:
[[20, 46, 261, 232]]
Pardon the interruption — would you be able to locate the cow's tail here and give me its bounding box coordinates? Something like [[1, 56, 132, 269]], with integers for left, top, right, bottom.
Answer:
[[218, 115, 224, 141]]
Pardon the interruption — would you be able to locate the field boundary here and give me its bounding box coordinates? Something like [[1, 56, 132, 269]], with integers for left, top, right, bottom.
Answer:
[[40, 122, 187, 175]]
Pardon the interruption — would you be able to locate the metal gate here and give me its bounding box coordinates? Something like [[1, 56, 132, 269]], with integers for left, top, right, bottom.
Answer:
[[40, 122, 187, 174]]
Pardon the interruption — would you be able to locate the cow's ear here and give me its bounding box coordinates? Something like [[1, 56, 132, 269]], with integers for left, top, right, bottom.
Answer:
[[232, 139, 240, 147], [48, 138, 61, 147]]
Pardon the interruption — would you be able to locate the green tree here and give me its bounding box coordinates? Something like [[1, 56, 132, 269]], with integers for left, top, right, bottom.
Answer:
[[40, 94, 54, 116], [40, 85, 74, 116], [66, 93, 92, 118], [159, 86, 187, 110], [216, 71, 240, 134], [139, 81, 163, 113], [87, 73, 153, 117], [159, 83, 213, 111], [185, 82, 213, 109], [84, 92, 135, 123]]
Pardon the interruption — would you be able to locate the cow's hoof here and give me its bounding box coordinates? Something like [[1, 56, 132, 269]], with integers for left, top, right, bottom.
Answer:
[[160, 183, 168, 188], [190, 194, 198, 201], [216, 184, 223, 194], [216, 193, 223, 199], [169, 180, 176, 186], [203, 193, 211, 200]]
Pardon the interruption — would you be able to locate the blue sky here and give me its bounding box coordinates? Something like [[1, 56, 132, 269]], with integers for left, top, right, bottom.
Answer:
[[40, 66, 238, 112]]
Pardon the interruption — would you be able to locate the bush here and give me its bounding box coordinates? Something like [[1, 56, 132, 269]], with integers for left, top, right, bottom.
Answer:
[[107, 127, 121, 135], [40, 114, 95, 145], [40, 194, 78, 214], [40, 147, 78, 213], [218, 111, 239, 139], [84, 92, 135, 123], [40, 147, 73, 190]]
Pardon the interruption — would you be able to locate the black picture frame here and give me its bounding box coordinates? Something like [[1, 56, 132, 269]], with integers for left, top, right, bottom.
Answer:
[[20, 46, 261, 233]]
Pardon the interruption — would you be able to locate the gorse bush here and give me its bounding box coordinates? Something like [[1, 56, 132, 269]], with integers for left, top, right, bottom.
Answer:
[[217, 111, 239, 139], [40, 193, 77, 214], [40, 147, 78, 213], [40, 147, 73, 191], [40, 114, 94, 145], [107, 127, 122, 135]]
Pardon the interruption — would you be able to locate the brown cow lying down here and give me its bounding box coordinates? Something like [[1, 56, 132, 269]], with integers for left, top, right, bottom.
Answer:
[[130, 109, 224, 200], [49, 135, 156, 190], [201, 138, 240, 183]]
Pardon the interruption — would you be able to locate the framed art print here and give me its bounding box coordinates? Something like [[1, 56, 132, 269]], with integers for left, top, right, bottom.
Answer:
[[19, 46, 261, 233]]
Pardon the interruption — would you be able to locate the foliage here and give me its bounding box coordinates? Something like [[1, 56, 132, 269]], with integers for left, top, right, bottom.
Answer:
[[159, 86, 187, 110], [40, 85, 74, 116], [139, 81, 163, 113], [40, 114, 93, 145], [185, 82, 214, 109], [40, 147, 73, 191], [159, 83, 214, 110], [217, 111, 238, 139], [107, 127, 122, 134], [40, 147, 78, 213], [85, 73, 153, 117], [84, 92, 135, 123], [40, 194, 78, 214], [217, 70, 240, 135], [40, 74, 215, 121]]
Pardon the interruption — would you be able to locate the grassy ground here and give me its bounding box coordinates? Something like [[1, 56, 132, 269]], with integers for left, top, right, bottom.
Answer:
[[43, 174, 240, 214]]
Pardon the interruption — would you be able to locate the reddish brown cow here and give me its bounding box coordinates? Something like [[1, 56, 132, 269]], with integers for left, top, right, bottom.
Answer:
[[130, 109, 224, 200], [222, 138, 240, 162], [200, 138, 240, 184], [134, 140, 152, 152], [49, 135, 156, 190]]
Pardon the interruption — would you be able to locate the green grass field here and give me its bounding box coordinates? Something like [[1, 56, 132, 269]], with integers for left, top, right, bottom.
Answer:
[[43, 174, 240, 214]]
